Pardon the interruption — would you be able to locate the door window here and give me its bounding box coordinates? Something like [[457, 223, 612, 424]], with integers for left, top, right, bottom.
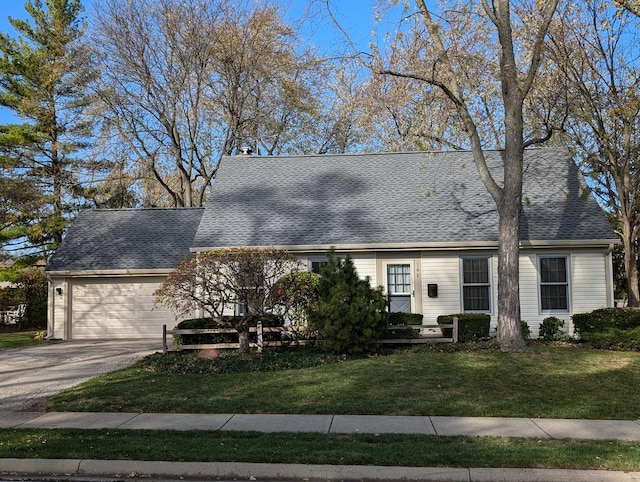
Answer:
[[387, 263, 412, 312]]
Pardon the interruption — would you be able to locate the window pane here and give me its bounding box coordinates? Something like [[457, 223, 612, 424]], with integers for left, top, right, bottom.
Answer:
[[541, 285, 568, 311], [311, 261, 327, 274], [539, 256, 569, 312], [463, 286, 490, 311], [462, 258, 490, 312], [387, 264, 411, 294], [540, 257, 567, 283], [463, 258, 489, 284]]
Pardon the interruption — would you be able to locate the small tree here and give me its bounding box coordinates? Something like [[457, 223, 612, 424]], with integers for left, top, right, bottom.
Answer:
[[308, 250, 387, 355], [14, 268, 48, 329], [155, 248, 301, 353], [268, 271, 321, 327]]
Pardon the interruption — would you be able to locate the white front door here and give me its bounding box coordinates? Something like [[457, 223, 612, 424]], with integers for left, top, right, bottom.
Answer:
[[385, 262, 414, 313]]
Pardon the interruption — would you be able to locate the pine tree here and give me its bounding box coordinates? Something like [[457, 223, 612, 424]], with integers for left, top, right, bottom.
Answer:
[[0, 0, 93, 259], [309, 250, 388, 355]]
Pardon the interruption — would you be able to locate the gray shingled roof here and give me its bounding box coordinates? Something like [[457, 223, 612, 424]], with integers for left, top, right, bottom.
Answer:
[[46, 208, 203, 272], [192, 148, 616, 249]]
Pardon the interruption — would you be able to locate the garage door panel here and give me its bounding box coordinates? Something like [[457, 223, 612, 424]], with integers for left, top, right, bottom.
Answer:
[[70, 277, 176, 339]]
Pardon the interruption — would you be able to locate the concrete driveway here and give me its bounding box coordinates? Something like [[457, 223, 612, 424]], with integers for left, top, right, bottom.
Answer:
[[0, 340, 161, 411]]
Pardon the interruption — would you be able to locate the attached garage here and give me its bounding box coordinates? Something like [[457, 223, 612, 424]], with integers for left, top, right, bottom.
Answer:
[[68, 277, 176, 339], [46, 208, 204, 340]]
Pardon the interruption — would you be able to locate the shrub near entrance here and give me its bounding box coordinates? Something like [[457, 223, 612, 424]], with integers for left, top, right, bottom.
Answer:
[[308, 251, 387, 355]]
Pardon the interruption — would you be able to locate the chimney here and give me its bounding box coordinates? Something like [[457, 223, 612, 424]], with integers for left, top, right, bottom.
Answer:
[[239, 145, 253, 156]]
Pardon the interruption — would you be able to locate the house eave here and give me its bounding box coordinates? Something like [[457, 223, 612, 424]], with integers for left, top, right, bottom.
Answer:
[[191, 238, 619, 254], [45, 268, 174, 278]]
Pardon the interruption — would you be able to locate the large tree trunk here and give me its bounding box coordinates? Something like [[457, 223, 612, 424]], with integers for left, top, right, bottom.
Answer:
[[497, 187, 527, 351], [622, 221, 640, 307]]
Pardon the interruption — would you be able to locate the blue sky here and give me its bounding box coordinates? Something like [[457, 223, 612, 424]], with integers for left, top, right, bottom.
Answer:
[[0, 0, 384, 124]]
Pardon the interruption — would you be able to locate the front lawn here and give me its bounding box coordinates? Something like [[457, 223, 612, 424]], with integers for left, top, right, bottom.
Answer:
[[39, 344, 640, 420], [0, 330, 43, 350]]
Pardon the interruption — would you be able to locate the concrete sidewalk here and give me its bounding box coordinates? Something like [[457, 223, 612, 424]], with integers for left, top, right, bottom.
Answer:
[[2, 412, 640, 481], [2, 411, 640, 440]]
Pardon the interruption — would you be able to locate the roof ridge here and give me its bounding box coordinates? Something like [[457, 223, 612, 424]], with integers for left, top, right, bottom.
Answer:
[[220, 146, 568, 161]]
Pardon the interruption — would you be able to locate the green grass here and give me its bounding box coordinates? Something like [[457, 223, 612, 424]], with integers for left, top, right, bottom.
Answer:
[[0, 330, 43, 350], [39, 344, 640, 420], [0, 429, 639, 471]]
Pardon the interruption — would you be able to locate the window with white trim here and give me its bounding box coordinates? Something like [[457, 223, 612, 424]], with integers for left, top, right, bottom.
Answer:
[[462, 257, 491, 312], [539, 256, 569, 312]]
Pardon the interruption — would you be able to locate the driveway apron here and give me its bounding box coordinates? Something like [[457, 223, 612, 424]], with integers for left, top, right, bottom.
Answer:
[[0, 340, 160, 411]]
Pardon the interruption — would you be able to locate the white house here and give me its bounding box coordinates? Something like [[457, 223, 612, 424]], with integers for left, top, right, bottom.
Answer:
[[46, 148, 618, 340]]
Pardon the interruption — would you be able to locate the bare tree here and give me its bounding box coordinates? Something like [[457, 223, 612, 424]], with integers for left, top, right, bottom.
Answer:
[[91, 0, 323, 207], [373, 0, 559, 351], [549, 0, 640, 306]]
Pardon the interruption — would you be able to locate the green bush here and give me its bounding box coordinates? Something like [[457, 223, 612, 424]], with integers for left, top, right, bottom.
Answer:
[[384, 327, 420, 339], [581, 327, 640, 351], [387, 312, 423, 325], [539, 316, 565, 341], [572, 308, 640, 335], [308, 250, 388, 355], [437, 313, 491, 342], [520, 321, 531, 340]]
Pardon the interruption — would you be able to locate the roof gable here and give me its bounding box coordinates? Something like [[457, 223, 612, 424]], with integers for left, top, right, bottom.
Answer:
[[192, 148, 615, 250]]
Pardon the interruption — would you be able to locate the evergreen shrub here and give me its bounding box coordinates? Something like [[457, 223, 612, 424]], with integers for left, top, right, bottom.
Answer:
[[572, 308, 640, 335], [539, 316, 565, 341], [387, 312, 423, 325], [308, 250, 388, 355], [437, 313, 491, 342]]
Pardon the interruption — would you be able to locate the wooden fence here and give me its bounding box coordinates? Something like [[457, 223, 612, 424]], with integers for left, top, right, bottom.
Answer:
[[162, 317, 459, 353]]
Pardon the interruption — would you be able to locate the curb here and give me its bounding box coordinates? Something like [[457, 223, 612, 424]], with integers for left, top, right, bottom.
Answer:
[[2, 459, 640, 482]]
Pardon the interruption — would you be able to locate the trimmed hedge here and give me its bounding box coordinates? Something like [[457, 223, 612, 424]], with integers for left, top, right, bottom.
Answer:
[[386, 312, 424, 325], [173, 315, 284, 345], [437, 313, 491, 342], [384, 327, 420, 339], [572, 308, 640, 335], [582, 327, 640, 351]]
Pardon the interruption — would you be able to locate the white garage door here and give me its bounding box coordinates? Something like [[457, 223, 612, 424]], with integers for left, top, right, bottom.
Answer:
[[70, 277, 177, 339]]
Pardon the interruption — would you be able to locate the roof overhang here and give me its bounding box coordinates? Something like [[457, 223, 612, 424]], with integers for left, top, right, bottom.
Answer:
[[190, 238, 619, 254], [45, 268, 174, 278]]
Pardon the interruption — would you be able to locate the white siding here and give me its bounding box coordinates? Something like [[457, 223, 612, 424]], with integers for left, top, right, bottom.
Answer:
[[417, 248, 612, 338], [49, 277, 67, 339], [570, 251, 610, 334], [519, 249, 611, 338], [519, 251, 542, 338], [351, 253, 377, 288], [420, 252, 461, 323]]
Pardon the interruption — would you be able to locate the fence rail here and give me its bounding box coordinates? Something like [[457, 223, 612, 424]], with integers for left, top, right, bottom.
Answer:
[[163, 317, 458, 352], [162, 322, 312, 353]]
